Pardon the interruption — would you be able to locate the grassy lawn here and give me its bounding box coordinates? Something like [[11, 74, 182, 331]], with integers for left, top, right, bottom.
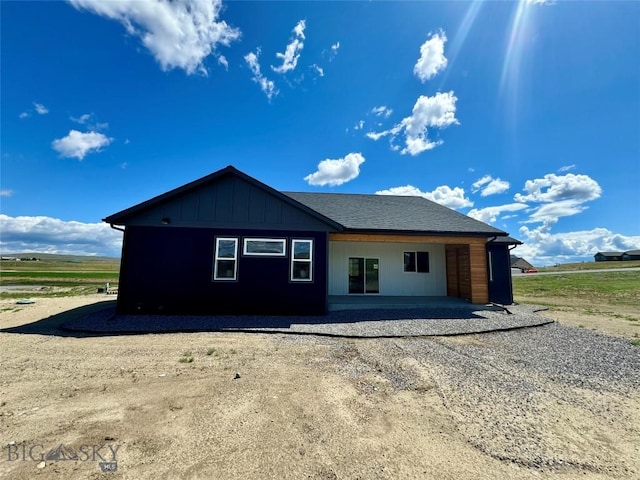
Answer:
[[513, 271, 640, 307], [0, 254, 120, 299], [538, 260, 640, 272]]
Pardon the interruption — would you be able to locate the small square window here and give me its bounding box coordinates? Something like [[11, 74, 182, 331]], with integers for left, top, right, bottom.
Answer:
[[404, 251, 429, 273]]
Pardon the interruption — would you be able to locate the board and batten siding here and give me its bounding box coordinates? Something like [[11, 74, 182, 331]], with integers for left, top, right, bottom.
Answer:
[[328, 241, 446, 296], [115, 175, 333, 231]]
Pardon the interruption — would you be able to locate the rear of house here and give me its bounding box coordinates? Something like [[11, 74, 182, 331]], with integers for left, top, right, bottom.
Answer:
[[104, 166, 519, 315]]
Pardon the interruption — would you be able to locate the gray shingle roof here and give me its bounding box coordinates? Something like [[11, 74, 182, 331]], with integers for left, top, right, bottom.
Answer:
[[284, 192, 507, 236]]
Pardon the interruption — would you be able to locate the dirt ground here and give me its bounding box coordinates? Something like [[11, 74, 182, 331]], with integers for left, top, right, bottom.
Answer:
[[0, 295, 638, 480], [515, 296, 640, 340]]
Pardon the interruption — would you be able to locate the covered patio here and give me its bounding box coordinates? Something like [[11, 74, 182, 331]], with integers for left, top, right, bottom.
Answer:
[[328, 295, 477, 312]]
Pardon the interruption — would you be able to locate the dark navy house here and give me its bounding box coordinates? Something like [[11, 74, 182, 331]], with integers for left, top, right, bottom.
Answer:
[[104, 166, 521, 315]]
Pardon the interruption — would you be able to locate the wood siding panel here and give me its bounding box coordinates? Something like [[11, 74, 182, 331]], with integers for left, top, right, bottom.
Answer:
[[446, 247, 459, 297], [469, 243, 488, 304]]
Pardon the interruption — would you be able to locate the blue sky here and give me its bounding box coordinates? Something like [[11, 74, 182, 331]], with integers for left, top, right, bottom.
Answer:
[[1, 0, 639, 265]]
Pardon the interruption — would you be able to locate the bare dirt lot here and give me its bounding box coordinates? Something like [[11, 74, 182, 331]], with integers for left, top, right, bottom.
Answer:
[[1, 296, 639, 480]]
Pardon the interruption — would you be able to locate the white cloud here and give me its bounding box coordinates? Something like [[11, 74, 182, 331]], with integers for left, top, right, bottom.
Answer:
[[558, 164, 576, 172], [51, 130, 113, 160], [414, 30, 448, 82], [524, 200, 588, 224], [467, 203, 528, 224], [354, 120, 364, 130], [34, 102, 49, 115], [516, 225, 639, 266], [472, 175, 510, 196], [371, 106, 393, 118], [293, 19, 306, 39], [376, 184, 473, 210], [311, 64, 324, 77], [244, 49, 278, 100], [0, 214, 123, 257], [217, 54, 229, 70], [70, 113, 92, 124], [1, 190, 13, 197], [366, 92, 458, 155], [514, 173, 602, 204], [304, 152, 365, 187], [68, 0, 240, 75], [272, 20, 305, 74], [19, 112, 30, 119]]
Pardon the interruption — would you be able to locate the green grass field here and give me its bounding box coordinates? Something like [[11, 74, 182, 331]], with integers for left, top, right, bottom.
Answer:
[[513, 271, 640, 307], [0, 254, 120, 299], [538, 260, 640, 272]]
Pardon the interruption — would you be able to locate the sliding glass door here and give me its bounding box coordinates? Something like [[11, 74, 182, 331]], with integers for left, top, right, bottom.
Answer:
[[348, 257, 379, 294]]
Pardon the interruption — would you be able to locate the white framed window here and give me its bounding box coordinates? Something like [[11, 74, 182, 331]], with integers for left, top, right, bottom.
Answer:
[[243, 238, 286, 256], [213, 237, 238, 281], [291, 239, 313, 282]]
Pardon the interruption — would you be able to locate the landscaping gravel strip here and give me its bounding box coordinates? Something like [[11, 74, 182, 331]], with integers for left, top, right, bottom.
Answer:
[[61, 304, 553, 337]]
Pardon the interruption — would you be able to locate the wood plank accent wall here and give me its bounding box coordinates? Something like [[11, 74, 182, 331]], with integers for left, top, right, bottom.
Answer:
[[445, 243, 488, 304], [469, 243, 489, 304]]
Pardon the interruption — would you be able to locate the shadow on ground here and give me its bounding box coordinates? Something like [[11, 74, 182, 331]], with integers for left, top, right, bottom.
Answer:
[[0, 301, 118, 338], [0, 302, 505, 338]]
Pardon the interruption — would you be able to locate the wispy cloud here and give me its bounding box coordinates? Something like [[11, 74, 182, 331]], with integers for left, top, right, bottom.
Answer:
[[558, 164, 576, 172], [376, 184, 473, 210], [0, 190, 13, 197], [371, 106, 393, 118], [414, 30, 448, 82], [467, 203, 528, 224], [34, 102, 49, 115], [305, 152, 365, 187], [472, 175, 510, 196], [272, 20, 306, 74], [52, 130, 113, 160], [68, 0, 240, 75], [244, 49, 278, 100]]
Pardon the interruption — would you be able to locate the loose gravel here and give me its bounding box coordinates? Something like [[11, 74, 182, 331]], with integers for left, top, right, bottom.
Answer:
[[61, 304, 552, 337], [283, 322, 640, 476]]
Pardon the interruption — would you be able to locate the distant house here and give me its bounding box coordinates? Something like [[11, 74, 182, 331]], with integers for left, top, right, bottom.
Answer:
[[510, 255, 534, 272], [104, 166, 520, 315], [594, 252, 624, 262], [621, 250, 640, 261]]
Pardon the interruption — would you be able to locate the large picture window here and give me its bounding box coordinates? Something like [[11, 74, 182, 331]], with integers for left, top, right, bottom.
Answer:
[[243, 238, 286, 256], [291, 239, 313, 282], [213, 238, 238, 280], [403, 251, 429, 273]]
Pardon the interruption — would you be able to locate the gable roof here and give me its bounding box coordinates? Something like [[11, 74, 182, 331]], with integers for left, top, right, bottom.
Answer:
[[103, 165, 508, 238], [103, 166, 342, 230], [284, 191, 507, 237], [490, 235, 522, 245]]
